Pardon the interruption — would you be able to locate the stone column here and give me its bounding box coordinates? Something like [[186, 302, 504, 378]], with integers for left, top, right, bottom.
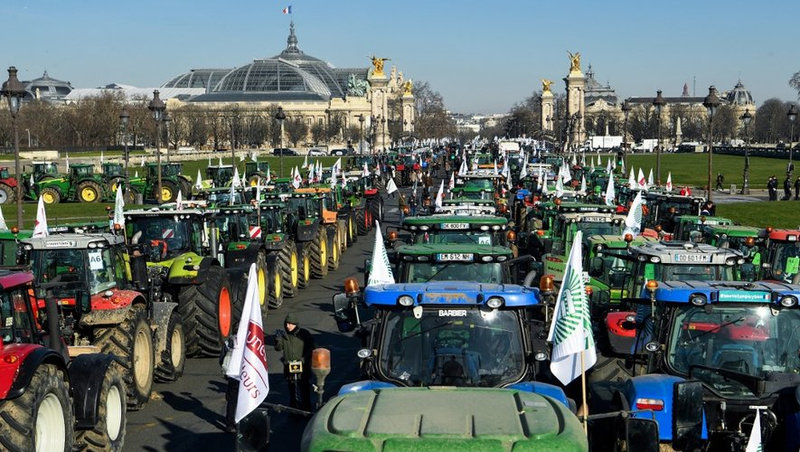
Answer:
[[368, 67, 389, 151], [563, 53, 586, 148], [401, 83, 415, 134], [540, 81, 554, 132]]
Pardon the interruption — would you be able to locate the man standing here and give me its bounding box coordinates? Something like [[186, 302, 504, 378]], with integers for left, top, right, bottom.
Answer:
[[768, 176, 778, 201], [795, 176, 800, 200], [784, 175, 793, 201], [274, 313, 315, 411]]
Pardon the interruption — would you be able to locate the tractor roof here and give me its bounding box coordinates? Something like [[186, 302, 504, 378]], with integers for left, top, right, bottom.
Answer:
[[402, 215, 506, 229], [23, 232, 123, 249], [628, 241, 743, 263], [586, 234, 658, 249], [396, 243, 512, 260], [364, 282, 540, 307], [652, 280, 800, 305], [702, 224, 763, 237], [675, 215, 733, 226], [768, 229, 800, 242], [0, 269, 33, 290], [124, 207, 205, 217], [558, 212, 625, 223]]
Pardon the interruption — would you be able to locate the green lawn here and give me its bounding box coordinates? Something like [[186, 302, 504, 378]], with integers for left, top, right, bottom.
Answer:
[[2, 202, 113, 230], [717, 201, 800, 229]]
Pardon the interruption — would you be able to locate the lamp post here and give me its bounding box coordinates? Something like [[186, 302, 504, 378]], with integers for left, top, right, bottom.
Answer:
[[162, 112, 171, 163], [370, 115, 376, 155], [788, 104, 797, 176], [358, 114, 365, 154], [275, 107, 286, 176], [2, 66, 26, 229], [147, 90, 166, 203], [703, 86, 721, 201], [227, 114, 236, 167], [120, 107, 130, 189], [653, 90, 665, 184], [621, 101, 631, 169], [381, 117, 386, 152], [740, 109, 752, 194], [24, 129, 31, 147]]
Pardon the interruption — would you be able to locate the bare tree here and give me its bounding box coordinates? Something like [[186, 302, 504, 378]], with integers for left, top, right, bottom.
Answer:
[[285, 117, 308, 147]]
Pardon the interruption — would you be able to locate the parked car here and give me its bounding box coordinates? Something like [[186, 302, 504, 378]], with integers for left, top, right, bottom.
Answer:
[[273, 148, 298, 156], [330, 148, 351, 156], [308, 149, 327, 156]]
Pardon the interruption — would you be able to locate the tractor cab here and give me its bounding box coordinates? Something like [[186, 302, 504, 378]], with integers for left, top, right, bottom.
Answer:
[[124, 209, 207, 261], [390, 243, 516, 285], [26, 161, 60, 181], [205, 165, 234, 187], [673, 215, 734, 242], [764, 229, 800, 283], [399, 214, 509, 248], [102, 162, 124, 178]]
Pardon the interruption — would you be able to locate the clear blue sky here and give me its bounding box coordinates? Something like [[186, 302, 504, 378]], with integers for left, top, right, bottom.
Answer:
[[6, 0, 798, 114]]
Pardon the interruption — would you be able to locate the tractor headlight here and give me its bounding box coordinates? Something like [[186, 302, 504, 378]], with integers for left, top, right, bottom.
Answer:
[[780, 296, 798, 308], [486, 296, 504, 309], [690, 293, 708, 306], [534, 352, 548, 362], [398, 295, 414, 307]]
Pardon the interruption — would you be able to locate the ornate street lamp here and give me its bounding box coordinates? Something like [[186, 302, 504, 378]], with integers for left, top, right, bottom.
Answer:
[[120, 107, 130, 191], [653, 90, 665, 184], [703, 86, 721, 201], [788, 104, 797, 176], [275, 107, 286, 176], [162, 112, 172, 163], [740, 109, 752, 194], [621, 101, 631, 168], [2, 67, 26, 228], [358, 114, 365, 154], [147, 90, 166, 203]]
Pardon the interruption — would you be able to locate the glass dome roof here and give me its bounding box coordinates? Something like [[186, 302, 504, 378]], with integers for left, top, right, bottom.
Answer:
[[162, 69, 231, 92], [726, 81, 754, 106], [24, 70, 73, 101]]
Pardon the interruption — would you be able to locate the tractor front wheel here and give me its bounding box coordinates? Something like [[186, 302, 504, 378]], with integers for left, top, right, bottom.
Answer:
[[159, 181, 179, 203], [297, 245, 311, 289], [78, 181, 103, 203], [281, 241, 299, 298], [41, 187, 61, 205], [310, 227, 329, 279], [0, 363, 74, 452], [154, 311, 186, 382], [75, 363, 126, 451], [179, 265, 232, 357], [94, 304, 155, 410]]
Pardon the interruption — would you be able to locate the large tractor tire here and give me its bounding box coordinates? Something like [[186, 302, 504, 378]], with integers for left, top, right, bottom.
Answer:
[[355, 208, 367, 236], [159, 181, 179, 203], [179, 265, 233, 357], [267, 262, 284, 309], [94, 304, 155, 410], [154, 311, 187, 383], [0, 363, 74, 452], [179, 178, 192, 197], [347, 215, 357, 244], [41, 187, 61, 205], [309, 227, 329, 279], [0, 183, 15, 204], [280, 241, 300, 298], [297, 245, 311, 289], [123, 188, 137, 205], [328, 226, 341, 271], [107, 177, 125, 195], [75, 363, 126, 451], [337, 219, 349, 251], [78, 181, 103, 203]]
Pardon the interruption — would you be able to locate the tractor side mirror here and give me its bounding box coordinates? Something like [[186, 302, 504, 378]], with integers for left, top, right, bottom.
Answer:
[[672, 380, 704, 451], [332, 293, 358, 332], [589, 257, 604, 277], [621, 417, 659, 452]]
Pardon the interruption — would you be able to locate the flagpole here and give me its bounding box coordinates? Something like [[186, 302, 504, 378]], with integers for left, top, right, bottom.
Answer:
[[580, 349, 588, 436]]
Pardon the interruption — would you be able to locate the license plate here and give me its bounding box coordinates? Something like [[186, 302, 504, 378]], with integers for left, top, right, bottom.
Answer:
[[673, 254, 711, 263], [437, 253, 473, 262], [581, 216, 609, 223], [440, 223, 469, 230]]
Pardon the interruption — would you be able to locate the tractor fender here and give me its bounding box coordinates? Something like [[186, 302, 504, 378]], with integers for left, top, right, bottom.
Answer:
[[622, 375, 708, 442], [151, 301, 178, 361], [68, 352, 117, 430], [325, 224, 337, 242], [1, 345, 68, 400], [78, 292, 146, 327], [168, 256, 216, 285], [296, 221, 319, 242], [505, 381, 571, 410]]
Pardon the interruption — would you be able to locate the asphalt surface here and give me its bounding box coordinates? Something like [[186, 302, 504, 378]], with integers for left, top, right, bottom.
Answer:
[[125, 200, 400, 451]]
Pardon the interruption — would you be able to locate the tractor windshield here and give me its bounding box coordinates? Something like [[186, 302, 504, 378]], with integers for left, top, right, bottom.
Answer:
[[403, 261, 504, 284], [128, 217, 192, 256], [462, 179, 494, 191], [631, 262, 738, 299], [378, 308, 525, 387], [0, 286, 36, 344], [668, 305, 800, 397], [770, 242, 800, 284], [259, 210, 283, 233], [30, 248, 118, 295], [215, 215, 249, 242]]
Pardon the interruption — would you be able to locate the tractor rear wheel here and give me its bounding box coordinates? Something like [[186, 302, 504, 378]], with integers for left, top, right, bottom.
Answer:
[[0, 183, 15, 204], [159, 181, 179, 203], [94, 304, 155, 410], [78, 181, 103, 203], [356, 209, 367, 236], [179, 265, 232, 357], [107, 177, 124, 194], [154, 310, 186, 382], [348, 215, 357, 244], [328, 226, 341, 271], [297, 245, 311, 289], [281, 241, 299, 298], [41, 187, 61, 205], [267, 262, 284, 309], [75, 363, 126, 451], [310, 227, 329, 279], [0, 363, 74, 452]]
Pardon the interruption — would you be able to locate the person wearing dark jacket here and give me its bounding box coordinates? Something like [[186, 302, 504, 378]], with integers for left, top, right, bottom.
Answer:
[[275, 313, 315, 411], [784, 176, 793, 201]]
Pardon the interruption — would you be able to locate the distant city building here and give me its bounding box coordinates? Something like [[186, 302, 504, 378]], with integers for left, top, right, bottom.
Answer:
[[583, 65, 619, 110], [23, 70, 73, 103]]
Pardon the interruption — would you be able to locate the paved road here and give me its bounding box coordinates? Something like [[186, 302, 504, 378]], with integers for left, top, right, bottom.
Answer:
[[125, 200, 401, 451]]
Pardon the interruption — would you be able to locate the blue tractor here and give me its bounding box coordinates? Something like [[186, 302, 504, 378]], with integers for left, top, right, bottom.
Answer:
[[593, 280, 800, 451]]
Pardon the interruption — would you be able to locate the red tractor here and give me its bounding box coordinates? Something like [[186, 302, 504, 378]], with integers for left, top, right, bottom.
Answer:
[[0, 270, 127, 451], [763, 228, 800, 283], [0, 167, 19, 204]]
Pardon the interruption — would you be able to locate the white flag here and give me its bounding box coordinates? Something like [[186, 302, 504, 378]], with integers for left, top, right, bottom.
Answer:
[[65, 152, 69, 168], [195, 169, 203, 190], [579, 175, 587, 194], [647, 169, 654, 186], [435, 180, 444, 211], [368, 221, 395, 286], [623, 191, 644, 237], [519, 153, 528, 180], [493, 160, 498, 176], [458, 159, 467, 176], [307, 163, 315, 184], [665, 172, 673, 192], [302, 154, 309, 169], [448, 172, 455, 191], [386, 178, 398, 194], [604, 171, 616, 207], [292, 166, 302, 189], [605, 158, 611, 173], [745, 409, 762, 452], [620, 158, 625, 173], [113, 185, 125, 227], [134, 170, 138, 178], [100, 151, 104, 164], [548, 230, 596, 385], [331, 158, 342, 178], [555, 176, 564, 198], [628, 168, 636, 187], [0, 206, 8, 231], [29, 173, 34, 187], [225, 264, 270, 423], [363, 161, 369, 177], [228, 181, 236, 206], [239, 154, 245, 162], [140, 155, 146, 167], [232, 167, 242, 188], [176, 190, 183, 211], [32, 196, 48, 237], [637, 168, 646, 189]]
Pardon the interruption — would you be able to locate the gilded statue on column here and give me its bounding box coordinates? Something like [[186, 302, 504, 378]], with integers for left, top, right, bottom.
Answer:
[[567, 51, 581, 72], [541, 79, 552, 94], [403, 80, 413, 95], [370, 56, 390, 77]]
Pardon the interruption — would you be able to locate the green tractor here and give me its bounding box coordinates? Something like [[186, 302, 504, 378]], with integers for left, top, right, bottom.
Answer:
[[204, 164, 234, 189], [129, 163, 192, 203], [36, 163, 108, 204], [102, 162, 127, 192], [23, 160, 61, 199], [124, 207, 234, 357], [244, 161, 271, 186], [254, 203, 304, 308]]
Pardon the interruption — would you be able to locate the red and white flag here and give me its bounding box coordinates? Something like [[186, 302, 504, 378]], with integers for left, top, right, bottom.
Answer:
[[32, 196, 48, 237], [226, 263, 270, 423], [448, 171, 455, 191]]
